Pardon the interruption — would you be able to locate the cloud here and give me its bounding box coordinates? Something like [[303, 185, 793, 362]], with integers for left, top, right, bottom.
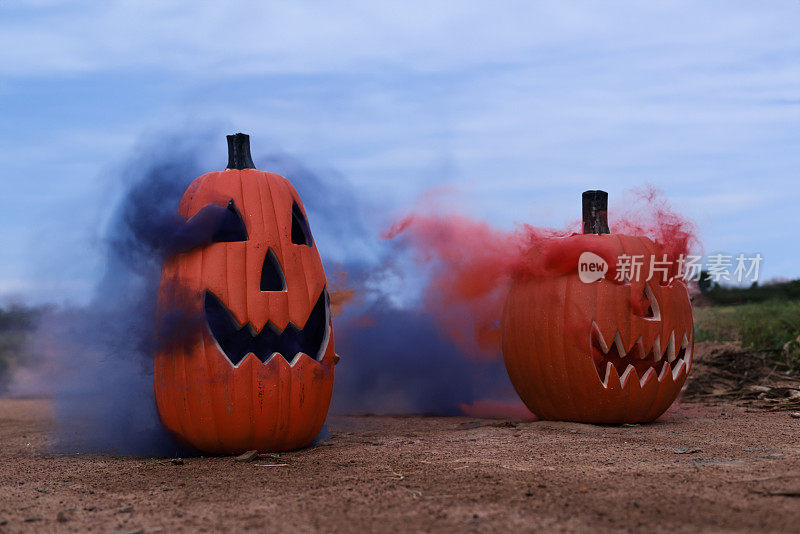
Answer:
[[2, 1, 797, 77], [1, 0, 799, 304]]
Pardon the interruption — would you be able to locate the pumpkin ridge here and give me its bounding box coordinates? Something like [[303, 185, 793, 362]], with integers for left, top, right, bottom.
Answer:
[[256, 171, 278, 329], [289, 188, 313, 323], [196, 239, 223, 449], [520, 284, 549, 418], [561, 274, 583, 419], [616, 233, 636, 421], [172, 257, 196, 446]]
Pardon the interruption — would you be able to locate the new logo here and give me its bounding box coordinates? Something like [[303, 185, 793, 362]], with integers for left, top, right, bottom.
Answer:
[[578, 251, 608, 283]]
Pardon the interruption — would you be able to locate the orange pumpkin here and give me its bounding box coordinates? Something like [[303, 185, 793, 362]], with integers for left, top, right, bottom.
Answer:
[[153, 133, 335, 453], [501, 191, 693, 423]]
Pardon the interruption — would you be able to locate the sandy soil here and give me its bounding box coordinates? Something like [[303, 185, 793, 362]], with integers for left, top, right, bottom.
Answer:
[[1, 395, 799, 533]]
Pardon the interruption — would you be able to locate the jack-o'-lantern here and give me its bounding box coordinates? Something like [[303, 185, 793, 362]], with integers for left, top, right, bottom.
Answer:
[[501, 191, 693, 423], [153, 133, 335, 453]]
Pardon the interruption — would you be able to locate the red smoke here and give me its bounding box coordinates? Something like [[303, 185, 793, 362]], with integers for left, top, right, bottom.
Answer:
[[385, 186, 697, 362], [383, 216, 571, 361], [328, 271, 359, 317], [459, 399, 538, 421]]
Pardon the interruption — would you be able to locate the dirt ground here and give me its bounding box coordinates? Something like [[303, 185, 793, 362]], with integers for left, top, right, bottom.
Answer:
[[2, 346, 800, 533]]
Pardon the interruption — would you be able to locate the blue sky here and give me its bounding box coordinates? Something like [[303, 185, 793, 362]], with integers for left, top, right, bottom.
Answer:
[[1, 0, 799, 303]]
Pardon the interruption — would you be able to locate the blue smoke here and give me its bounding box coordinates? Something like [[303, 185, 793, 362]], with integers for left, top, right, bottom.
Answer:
[[25, 131, 517, 455]]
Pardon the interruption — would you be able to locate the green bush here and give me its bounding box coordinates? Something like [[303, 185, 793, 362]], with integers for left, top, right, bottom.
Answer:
[[0, 305, 42, 390], [695, 300, 800, 373], [704, 278, 800, 305]]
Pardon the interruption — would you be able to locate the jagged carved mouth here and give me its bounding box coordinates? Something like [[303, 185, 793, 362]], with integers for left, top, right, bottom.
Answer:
[[204, 289, 330, 367], [591, 322, 691, 388]]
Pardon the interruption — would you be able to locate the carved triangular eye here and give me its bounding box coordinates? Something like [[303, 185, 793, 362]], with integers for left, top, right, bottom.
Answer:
[[291, 201, 313, 246], [212, 200, 248, 242], [260, 248, 286, 291]]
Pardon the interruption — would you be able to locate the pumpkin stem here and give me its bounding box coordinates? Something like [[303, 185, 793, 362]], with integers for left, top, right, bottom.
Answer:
[[582, 190, 610, 234], [226, 133, 256, 170]]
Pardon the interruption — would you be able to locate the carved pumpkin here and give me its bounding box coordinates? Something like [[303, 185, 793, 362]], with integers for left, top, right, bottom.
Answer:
[[501, 191, 693, 423], [153, 134, 335, 453]]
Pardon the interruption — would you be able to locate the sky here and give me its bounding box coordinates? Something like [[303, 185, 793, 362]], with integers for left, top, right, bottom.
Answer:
[[1, 0, 799, 304]]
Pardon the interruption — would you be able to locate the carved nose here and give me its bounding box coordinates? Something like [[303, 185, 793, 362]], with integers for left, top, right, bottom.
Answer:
[[260, 248, 286, 291], [634, 283, 661, 321]]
